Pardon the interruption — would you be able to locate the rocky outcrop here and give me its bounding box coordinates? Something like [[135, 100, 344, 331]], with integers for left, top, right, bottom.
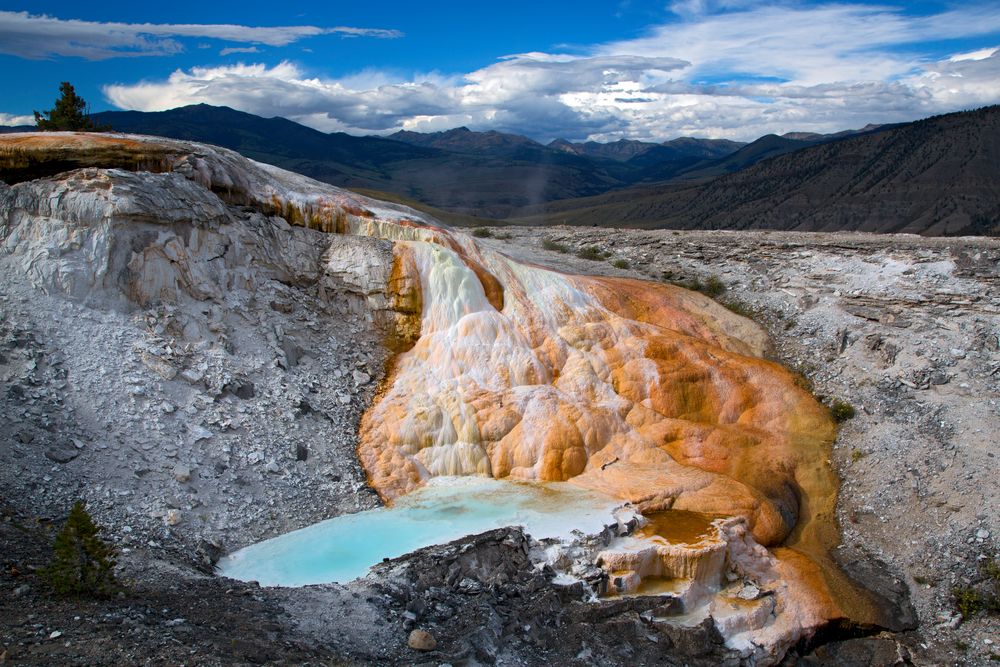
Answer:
[[370, 526, 741, 666], [0, 133, 431, 344], [321, 238, 423, 351], [0, 135, 427, 553]]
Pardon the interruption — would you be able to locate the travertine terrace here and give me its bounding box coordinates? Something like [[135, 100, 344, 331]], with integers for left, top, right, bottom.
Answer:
[[2, 132, 974, 665]]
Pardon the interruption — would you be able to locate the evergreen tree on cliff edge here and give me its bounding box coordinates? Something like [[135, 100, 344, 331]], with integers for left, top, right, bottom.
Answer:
[[34, 82, 99, 131]]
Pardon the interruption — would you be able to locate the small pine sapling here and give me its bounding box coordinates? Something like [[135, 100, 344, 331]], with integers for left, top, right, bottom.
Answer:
[[41, 501, 120, 597]]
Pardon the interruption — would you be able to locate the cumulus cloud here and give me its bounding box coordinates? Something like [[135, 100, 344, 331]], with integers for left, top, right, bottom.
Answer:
[[0, 112, 34, 127], [0, 11, 401, 60], [105, 62, 459, 130], [101, 2, 1000, 141], [103, 54, 686, 138]]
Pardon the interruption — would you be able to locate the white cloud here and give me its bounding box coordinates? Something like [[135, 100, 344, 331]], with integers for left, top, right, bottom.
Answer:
[[220, 46, 261, 56], [0, 112, 34, 126], [0, 11, 401, 60], [103, 55, 686, 137], [101, 2, 1000, 141], [949, 45, 1000, 62], [601, 3, 1000, 85]]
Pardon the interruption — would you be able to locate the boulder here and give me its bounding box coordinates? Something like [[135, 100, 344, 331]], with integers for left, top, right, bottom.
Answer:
[[407, 629, 437, 651]]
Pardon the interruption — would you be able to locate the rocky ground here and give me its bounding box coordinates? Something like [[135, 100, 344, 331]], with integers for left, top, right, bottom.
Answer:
[[1, 156, 997, 665]]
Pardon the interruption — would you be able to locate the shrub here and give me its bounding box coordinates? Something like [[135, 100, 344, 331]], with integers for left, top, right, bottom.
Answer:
[[723, 301, 755, 319], [471, 227, 493, 238], [542, 239, 569, 253], [951, 558, 1000, 619], [41, 501, 120, 597], [830, 399, 856, 422], [701, 275, 725, 298], [953, 586, 983, 618], [983, 557, 1000, 612], [611, 259, 629, 269], [576, 246, 610, 261]]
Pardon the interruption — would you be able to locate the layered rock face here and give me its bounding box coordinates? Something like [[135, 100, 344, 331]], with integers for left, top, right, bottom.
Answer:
[[0, 133, 885, 663]]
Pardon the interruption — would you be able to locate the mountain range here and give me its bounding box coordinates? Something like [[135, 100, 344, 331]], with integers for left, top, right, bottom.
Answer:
[[83, 105, 781, 218], [517, 106, 1000, 235], [3, 103, 997, 235]]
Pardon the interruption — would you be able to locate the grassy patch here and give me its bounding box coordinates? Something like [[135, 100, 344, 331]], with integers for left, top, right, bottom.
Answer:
[[830, 399, 856, 422], [953, 586, 984, 618], [701, 275, 725, 298], [542, 239, 569, 253], [576, 246, 612, 261], [850, 449, 866, 463], [611, 259, 630, 269], [722, 301, 755, 320]]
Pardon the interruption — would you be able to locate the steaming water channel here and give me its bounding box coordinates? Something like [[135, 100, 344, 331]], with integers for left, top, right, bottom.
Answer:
[[216, 477, 625, 587]]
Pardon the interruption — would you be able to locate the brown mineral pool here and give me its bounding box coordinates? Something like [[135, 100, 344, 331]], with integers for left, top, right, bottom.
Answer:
[[634, 576, 690, 596], [636, 509, 719, 545]]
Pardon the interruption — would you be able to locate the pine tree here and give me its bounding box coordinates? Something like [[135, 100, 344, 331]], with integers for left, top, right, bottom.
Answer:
[[41, 500, 120, 597], [34, 82, 98, 131]]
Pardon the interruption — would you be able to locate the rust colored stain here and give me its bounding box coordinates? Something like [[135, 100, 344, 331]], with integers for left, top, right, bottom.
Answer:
[[461, 254, 505, 312], [384, 244, 423, 352], [0, 133, 156, 151]]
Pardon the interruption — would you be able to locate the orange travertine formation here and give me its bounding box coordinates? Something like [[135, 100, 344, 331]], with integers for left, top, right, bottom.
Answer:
[[352, 226, 884, 634], [0, 133, 881, 641], [0, 133, 155, 151], [358, 237, 833, 545]]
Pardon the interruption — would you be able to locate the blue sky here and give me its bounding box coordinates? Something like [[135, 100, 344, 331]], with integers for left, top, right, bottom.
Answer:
[[2, 1, 1000, 141]]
